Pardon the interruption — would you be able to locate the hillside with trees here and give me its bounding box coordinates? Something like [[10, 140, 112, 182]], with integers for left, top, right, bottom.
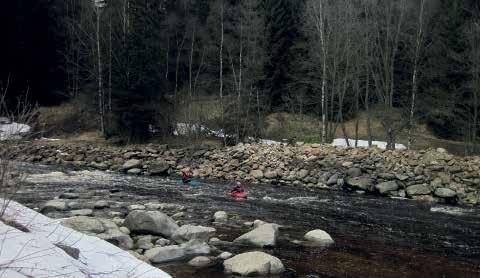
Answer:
[[1, 0, 479, 154]]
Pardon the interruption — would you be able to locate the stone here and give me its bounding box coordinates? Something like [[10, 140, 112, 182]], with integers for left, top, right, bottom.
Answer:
[[304, 229, 334, 246], [406, 184, 431, 196], [214, 211, 228, 223], [297, 169, 310, 179], [122, 159, 142, 170], [218, 252, 233, 260], [155, 238, 171, 247], [124, 210, 179, 238], [55, 243, 80, 260], [251, 170, 264, 179], [70, 209, 93, 217], [145, 239, 210, 263], [234, 223, 279, 247], [41, 200, 67, 213], [149, 161, 170, 175], [136, 235, 154, 250], [395, 174, 409, 181], [172, 225, 216, 243], [434, 188, 457, 198], [327, 174, 339, 186], [253, 220, 267, 228], [375, 181, 399, 194], [93, 200, 110, 209], [60, 192, 80, 199], [128, 251, 149, 263], [119, 227, 130, 234], [127, 168, 142, 175], [264, 170, 278, 179], [98, 229, 134, 250], [172, 212, 185, 218], [224, 251, 285, 276], [62, 216, 105, 234], [346, 177, 374, 191], [346, 168, 362, 178], [128, 204, 146, 211], [188, 256, 213, 267]]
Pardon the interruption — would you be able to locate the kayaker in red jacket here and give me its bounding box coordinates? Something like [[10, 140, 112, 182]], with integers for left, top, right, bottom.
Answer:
[[231, 180, 245, 193], [182, 167, 192, 184]]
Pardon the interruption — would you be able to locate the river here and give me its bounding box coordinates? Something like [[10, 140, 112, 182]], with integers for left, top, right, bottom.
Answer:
[[13, 163, 480, 277]]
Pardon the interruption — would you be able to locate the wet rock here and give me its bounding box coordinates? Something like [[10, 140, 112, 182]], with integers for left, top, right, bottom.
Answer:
[[149, 161, 170, 175], [98, 229, 134, 250], [70, 209, 93, 217], [145, 203, 162, 210], [434, 188, 457, 198], [234, 223, 279, 247], [297, 169, 310, 180], [264, 170, 278, 179], [60, 192, 80, 199], [124, 210, 179, 238], [346, 168, 362, 178], [93, 200, 110, 209], [155, 238, 171, 247], [122, 159, 142, 170], [214, 211, 228, 223], [346, 177, 374, 191], [127, 168, 142, 175], [327, 174, 339, 186], [218, 252, 233, 260], [145, 239, 210, 263], [62, 216, 105, 234], [41, 200, 67, 213], [172, 212, 185, 219], [188, 256, 214, 267], [395, 174, 409, 181], [304, 229, 334, 246], [406, 184, 431, 196], [224, 251, 285, 276], [375, 181, 399, 195], [119, 227, 130, 235], [127, 204, 146, 211], [172, 225, 216, 243], [251, 170, 264, 179], [135, 235, 154, 250]]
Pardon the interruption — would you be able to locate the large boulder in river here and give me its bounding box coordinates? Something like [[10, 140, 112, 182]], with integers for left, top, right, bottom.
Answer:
[[214, 211, 228, 223], [149, 160, 170, 175], [224, 251, 285, 276], [124, 210, 179, 238], [172, 225, 216, 243], [304, 229, 334, 246], [434, 188, 457, 198], [375, 181, 399, 195], [406, 184, 431, 196], [346, 177, 374, 191], [145, 239, 210, 263], [41, 200, 67, 213], [234, 223, 279, 247], [122, 159, 142, 170]]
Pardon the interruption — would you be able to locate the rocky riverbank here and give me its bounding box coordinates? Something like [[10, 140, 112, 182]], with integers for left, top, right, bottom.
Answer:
[[7, 140, 480, 206]]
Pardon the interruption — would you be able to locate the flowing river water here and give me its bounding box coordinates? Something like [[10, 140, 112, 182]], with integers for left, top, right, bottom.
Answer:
[[13, 163, 480, 278]]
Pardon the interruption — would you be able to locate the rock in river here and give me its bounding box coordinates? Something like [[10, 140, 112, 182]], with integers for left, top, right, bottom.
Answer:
[[188, 256, 214, 267], [124, 210, 179, 238], [346, 177, 374, 191], [434, 188, 457, 198], [375, 181, 399, 195], [214, 211, 228, 223], [145, 239, 210, 263], [234, 223, 279, 247], [172, 225, 216, 243], [122, 159, 142, 170], [224, 251, 285, 276], [41, 200, 67, 213], [304, 229, 334, 246], [406, 184, 431, 196]]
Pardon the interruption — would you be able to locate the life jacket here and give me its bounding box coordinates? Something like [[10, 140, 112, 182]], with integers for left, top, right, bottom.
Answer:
[[182, 171, 191, 182]]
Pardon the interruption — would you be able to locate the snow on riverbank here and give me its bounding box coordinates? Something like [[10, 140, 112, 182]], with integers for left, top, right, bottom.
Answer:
[[0, 199, 170, 278], [332, 138, 406, 150], [0, 122, 31, 140]]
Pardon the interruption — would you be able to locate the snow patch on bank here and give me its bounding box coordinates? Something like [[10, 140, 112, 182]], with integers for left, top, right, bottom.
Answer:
[[0, 199, 170, 278], [332, 138, 406, 150], [0, 122, 31, 140]]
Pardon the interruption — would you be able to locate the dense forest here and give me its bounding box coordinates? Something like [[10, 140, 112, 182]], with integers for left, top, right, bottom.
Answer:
[[1, 0, 479, 153]]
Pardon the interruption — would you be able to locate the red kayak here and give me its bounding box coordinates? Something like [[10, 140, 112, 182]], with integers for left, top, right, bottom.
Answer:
[[230, 192, 247, 200]]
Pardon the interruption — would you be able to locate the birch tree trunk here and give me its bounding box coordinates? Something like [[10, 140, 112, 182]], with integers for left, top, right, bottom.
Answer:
[[95, 8, 105, 135]]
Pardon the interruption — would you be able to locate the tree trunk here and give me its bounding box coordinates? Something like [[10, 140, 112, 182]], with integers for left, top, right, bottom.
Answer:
[[96, 9, 105, 135]]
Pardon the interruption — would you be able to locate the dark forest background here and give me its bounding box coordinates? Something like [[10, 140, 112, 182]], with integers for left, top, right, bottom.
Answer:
[[1, 0, 479, 154]]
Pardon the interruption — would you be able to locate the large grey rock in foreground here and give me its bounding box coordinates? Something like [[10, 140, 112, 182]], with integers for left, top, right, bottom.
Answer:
[[172, 225, 216, 243], [434, 188, 457, 198], [375, 181, 399, 194], [234, 223, 279, 247], [145, 239, 210, 263], [124, 210, 179, 238], [224, 251, 285, 276], [304, 229, 334, 246]]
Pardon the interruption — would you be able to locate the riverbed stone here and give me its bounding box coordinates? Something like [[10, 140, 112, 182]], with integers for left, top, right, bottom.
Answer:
[[60, 192, 80, 199], [135, 235, 154, 250], [224, 251, 285, 276], [145, 239, 210, 263], [93, 200, 110, 209], [251, 170, 264, 179], [218, 252, 233, 260], [123, 159, 142, 170], [304, 229, 334, 246], [234, 223, 279, 247], [346, 168, 362, 178], [149, 161, 170, 175], [41, 200, 67, 213], [214, 211, 228, 223], [346, 177, 374, 191], [98, 229, 134, 250], [124, 210, 179, 237], [375, 181, 399, 194], [62, 216, 105, 234], [406, 184, 431, 196], [434, 188, 457, 198], [127, 168, 142, 175], [128, 204, 146, 211], [70, 209, 93, 216], [188, 256, 214, 267], [172, 225, 216, 243]]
